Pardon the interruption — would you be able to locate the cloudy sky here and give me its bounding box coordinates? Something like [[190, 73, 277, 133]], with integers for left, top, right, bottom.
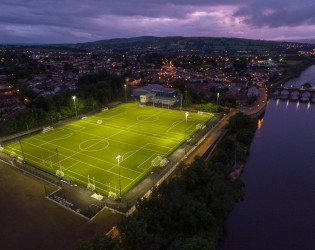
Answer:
[[1, 0, 315, 44]]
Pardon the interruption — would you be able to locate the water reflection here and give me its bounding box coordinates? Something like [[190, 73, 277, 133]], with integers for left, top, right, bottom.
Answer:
[[257, 118, 264, 130]]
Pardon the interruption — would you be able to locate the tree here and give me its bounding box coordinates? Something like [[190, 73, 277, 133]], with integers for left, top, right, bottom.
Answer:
[[5, 74, 17, 86], [63, 62, 74, 71], [227, 112, 257, 133], [183, 95, 192, 107], [236, 128, 254, 146]]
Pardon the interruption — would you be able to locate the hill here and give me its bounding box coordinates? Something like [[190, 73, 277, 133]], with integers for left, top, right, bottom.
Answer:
[[69, 36, 300, 52], [287, 38, 315, 44]]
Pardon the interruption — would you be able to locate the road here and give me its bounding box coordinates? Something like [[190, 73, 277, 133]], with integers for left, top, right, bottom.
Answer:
[[184, 88, 268, 165]]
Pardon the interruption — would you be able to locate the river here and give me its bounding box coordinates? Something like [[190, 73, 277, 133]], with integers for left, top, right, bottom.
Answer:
[[218, 67, 315, 250]]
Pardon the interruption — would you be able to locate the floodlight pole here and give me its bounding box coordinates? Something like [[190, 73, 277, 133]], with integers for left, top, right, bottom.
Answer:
[[180, 94, 183, 110], [124, 84, 127, 103], [116, 155, 122, 200], [19, 138, 25, 162], [56, 148, 62, 173], [185, 112, 188, 152], [72, 96, 78, 119]]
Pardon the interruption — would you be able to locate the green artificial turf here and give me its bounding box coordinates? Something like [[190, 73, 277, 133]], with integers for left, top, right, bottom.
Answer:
[[4, 103, 212, 197]]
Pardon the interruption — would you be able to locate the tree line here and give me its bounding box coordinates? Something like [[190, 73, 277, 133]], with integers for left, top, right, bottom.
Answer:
[[0, 71, 125, 136]]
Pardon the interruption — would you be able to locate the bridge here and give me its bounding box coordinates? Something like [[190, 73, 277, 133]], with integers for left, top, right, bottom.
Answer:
[[267, 86, 315, 102]]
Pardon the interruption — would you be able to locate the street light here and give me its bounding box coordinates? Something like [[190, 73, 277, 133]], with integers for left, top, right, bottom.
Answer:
[[185, 112, 188, 151], [124, 84, 127, 103], [216, 92, 220, 106], [72, 96, 78, 119], [116, 154, 122, 200]]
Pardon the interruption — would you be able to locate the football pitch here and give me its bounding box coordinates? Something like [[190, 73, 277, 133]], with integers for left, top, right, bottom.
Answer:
[[3, 104, 212, 197]]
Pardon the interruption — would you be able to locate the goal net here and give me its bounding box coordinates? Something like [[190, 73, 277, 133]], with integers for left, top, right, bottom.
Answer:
[[152, 155, 162, 167], [196, 123, 202, 129], [87, 183, 95, 191], [108, 191, 117, 200], [160, 158, 169, 167], [56, 170, 64, 177], [102, 107, 108, 112], [43, 126, 54, 133], [10, 151, 17, 158], [97, 120, 103, 124]]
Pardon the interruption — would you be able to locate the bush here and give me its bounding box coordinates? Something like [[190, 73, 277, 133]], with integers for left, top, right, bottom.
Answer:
[[236, 128, 254, 146]]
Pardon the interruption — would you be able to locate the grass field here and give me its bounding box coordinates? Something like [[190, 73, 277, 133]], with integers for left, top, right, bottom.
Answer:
[[3, 103, 212, 197]]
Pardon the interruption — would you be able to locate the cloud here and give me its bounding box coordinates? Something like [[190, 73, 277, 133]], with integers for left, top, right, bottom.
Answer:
[[0, 0, 315, 43], [234, 0, 315, 28]]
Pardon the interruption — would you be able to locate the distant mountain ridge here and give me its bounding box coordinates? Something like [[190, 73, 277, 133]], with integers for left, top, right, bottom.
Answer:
[[287, 39, 315, 44], [69, 36, 299, 51]]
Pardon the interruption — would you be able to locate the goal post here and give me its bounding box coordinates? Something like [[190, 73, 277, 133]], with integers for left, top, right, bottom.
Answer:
[[87, 176, 96, 191]]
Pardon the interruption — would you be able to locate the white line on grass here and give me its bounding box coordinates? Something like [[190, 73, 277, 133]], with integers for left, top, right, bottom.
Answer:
[[60, 129, 122, 164], [127, 109, 164, 129], [65, 168, 119, 192], [81, 119, 181, 144]]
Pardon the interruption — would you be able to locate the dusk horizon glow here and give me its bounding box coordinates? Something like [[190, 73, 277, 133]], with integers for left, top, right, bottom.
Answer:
[[1, 0, 315, 44]]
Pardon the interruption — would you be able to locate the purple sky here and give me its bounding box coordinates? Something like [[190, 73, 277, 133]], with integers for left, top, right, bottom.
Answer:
[[1, 0, 315, 44]]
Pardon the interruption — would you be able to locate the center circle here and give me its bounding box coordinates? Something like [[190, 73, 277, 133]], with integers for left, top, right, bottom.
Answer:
[[79, 139, 109, 152], [137, 115, 159, 122]]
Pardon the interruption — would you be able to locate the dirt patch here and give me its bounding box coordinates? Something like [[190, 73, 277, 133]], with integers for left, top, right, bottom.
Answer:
[[0, 161, 121, 250]]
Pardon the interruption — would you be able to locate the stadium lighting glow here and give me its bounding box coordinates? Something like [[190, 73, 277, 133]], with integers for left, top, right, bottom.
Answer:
[[116, 154, 122, 200], [217, 93, 220, 106], [124, 84, 127, 103]]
